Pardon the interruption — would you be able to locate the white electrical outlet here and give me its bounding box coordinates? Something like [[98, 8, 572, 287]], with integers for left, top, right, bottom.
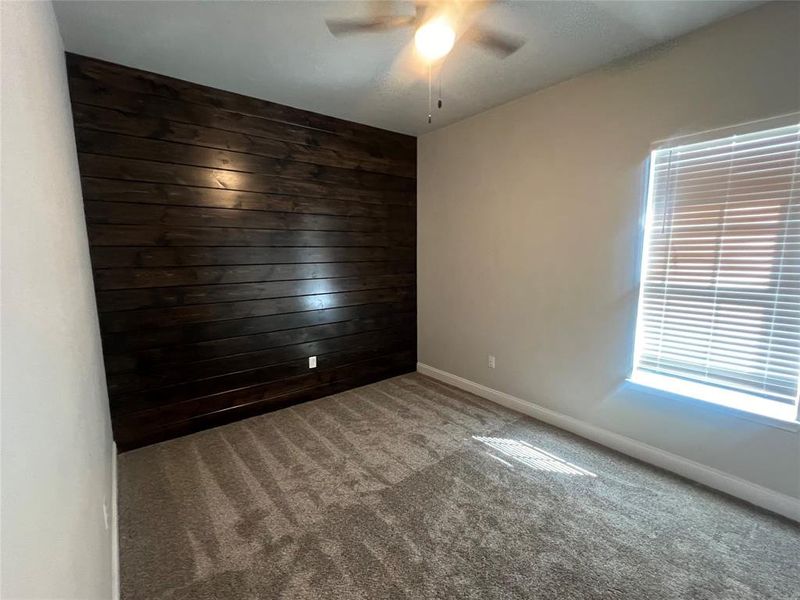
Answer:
[[488, 355, 496, 369], [309, 356, 317, 369]]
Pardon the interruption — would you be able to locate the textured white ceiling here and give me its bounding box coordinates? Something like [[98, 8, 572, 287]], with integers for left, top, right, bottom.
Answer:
[[53, 1, 763, 135]]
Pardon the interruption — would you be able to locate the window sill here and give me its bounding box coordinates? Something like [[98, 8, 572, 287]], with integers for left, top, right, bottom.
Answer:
[[625, 372, 800, 432]]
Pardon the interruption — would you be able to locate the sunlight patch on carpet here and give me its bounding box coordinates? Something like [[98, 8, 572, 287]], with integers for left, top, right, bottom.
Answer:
[[473, 436, 597, 477]]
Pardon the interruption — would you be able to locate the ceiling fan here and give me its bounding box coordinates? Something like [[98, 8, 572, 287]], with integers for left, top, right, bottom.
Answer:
[[326, 1, 524, 123], [325, 0, 525, 62], [325, 0, 524, 61]]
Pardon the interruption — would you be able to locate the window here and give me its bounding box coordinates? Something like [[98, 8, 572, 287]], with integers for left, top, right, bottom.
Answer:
[[631, 121, 800, 423]]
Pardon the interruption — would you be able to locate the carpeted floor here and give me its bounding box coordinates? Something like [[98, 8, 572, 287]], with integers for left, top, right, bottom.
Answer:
[[119, 373, 800, 600]]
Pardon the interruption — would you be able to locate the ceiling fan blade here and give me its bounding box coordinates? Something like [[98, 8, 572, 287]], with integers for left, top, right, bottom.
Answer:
[[326, 16, 415, 37], [414, 1, 431, 23], [463, 25, 524, 58]]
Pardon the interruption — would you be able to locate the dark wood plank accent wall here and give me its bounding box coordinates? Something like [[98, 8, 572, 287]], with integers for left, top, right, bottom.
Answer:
[[66, 54, 417, 451]]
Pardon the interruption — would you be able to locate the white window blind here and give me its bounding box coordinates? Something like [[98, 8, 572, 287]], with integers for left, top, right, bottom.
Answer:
[[633, 123, 800, 408]]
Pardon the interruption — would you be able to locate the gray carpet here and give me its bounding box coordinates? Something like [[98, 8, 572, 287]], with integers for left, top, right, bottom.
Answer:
[[119, 373, 800, 600]]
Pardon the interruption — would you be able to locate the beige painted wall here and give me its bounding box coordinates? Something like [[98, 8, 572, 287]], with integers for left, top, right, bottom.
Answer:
[[418, 2, 800, 499], [1, 2, 115, 597]]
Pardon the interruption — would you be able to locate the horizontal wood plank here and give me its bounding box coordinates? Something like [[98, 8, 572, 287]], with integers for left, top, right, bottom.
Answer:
[[81, 178, 415, 219], [97, 273, 416, 311], [72, 103, 415, 178], [101, 300, 415, 353], [94, 260, 415, 290], [100, 287, 415, 332], [90, 245, 415, 268], [78, 154, 414, 205], [83, 200, 411, 233], [87, 224, 412, 248], [75, 128, 414, 192]]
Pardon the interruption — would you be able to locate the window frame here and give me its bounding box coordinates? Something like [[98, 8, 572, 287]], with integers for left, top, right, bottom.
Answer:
[[629, 115, 800, 429]]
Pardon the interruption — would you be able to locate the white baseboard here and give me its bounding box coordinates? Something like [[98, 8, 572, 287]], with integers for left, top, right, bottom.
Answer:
[[111, 441, 120, 600], [417, 362, 800, 522]]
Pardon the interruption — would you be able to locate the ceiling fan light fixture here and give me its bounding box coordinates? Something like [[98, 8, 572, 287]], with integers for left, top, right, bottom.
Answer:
[[414, 18, 455, 62]]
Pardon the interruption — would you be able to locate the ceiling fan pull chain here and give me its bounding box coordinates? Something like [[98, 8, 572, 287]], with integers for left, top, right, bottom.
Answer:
[[427, 64, 432, 124], [438, 67, 443, 109]]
